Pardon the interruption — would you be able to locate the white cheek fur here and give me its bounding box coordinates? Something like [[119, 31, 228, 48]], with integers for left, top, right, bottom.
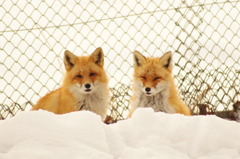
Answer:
[[155, 81, 169, 93]]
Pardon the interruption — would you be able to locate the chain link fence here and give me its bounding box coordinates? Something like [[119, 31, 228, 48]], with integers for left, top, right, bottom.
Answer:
[[1, 0, 240, 120]]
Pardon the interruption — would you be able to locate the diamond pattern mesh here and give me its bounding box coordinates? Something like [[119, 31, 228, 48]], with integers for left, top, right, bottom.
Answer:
[[1, 1, 240, 120]]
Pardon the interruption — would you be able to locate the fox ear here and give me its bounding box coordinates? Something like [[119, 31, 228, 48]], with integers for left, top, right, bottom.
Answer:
[[64, 50, 78, 70], [133, 51, 146, 67], [90, 47, 104, 67], [160, 51, 173, 71]]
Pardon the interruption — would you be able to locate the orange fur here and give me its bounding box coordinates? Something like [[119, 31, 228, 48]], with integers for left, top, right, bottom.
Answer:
[[128, 51, 191, 117], [32, 48, 109, 120]]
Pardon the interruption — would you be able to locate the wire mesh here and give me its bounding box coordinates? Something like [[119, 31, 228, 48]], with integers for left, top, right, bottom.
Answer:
[[1, 0, 240, 120]]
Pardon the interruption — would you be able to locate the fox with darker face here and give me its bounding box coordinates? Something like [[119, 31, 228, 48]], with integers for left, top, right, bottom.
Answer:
[[31, 48, 109, 120], [128, 51, 191, 117]]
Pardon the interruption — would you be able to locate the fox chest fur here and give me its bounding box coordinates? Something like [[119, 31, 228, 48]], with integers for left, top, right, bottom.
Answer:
[[68, 83, 109, 118]]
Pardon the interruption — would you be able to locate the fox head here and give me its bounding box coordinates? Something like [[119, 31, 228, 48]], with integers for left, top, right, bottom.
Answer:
[[133, 51, 173, 96], [63, 47, 108, 94]]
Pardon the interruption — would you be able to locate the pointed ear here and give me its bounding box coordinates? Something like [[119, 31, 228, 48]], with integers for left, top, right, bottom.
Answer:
[[133, 51, 146, 67], [160, 51, 173, 71], [64, 50, 78, 70], [90, 47, 104, 67]]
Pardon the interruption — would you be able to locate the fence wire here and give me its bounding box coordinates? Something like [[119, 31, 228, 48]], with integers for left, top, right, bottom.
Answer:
[[1, 0, 240, 120]]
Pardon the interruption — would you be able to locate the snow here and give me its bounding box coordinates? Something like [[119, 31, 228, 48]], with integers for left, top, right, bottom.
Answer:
[[0, 108, 240, 159]]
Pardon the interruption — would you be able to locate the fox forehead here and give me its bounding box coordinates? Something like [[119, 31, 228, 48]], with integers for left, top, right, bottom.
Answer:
[[135, 58, 166, 76], [68, 57, 102, 75], [76, 56, 93, 66], [73, 64, 101, 75]]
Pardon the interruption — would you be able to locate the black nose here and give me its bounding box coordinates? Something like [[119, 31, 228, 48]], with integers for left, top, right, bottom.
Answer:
[[145, 87, 151, 92], [85, 83, 91, 89]]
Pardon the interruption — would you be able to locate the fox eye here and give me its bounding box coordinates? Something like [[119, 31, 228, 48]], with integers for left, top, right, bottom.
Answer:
[[140, 76, 146, 80], [90, 72, 96, 76], [154, 77, 162, 80], [76, 74, 82, 78]]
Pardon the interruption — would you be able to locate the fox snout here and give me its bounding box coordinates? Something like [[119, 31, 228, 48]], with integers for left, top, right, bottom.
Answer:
[[145, 87, 151, 94], [142, 87, 156, 96], [83, 83, 96, 94], [84, 83, 92, 92], [73, 83, 95, 94], [145, 87, 151, 92]]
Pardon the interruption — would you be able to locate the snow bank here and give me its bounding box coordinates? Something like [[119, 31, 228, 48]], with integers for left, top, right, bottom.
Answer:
[[0, 109, 240, 159]]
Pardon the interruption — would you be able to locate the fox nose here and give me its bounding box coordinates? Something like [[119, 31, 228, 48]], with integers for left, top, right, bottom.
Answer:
[[145, 87, 151, 92], [85, 83, 91, 89]]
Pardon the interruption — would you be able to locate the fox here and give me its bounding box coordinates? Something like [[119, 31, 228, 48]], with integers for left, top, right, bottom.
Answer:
[[31, 47, 109, 120], [128, 51, 191, 117]]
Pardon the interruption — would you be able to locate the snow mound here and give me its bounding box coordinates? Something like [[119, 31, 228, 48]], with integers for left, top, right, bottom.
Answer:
[[0, 109, 240, 159]]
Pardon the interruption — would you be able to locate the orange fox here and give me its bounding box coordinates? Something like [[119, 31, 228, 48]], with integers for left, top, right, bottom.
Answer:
[[128, 51, 191, 117], [31, 48, 109, 120]]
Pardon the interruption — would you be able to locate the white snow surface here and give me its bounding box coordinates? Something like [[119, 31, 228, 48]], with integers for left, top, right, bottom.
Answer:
[[0, 108, 240, 159]]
